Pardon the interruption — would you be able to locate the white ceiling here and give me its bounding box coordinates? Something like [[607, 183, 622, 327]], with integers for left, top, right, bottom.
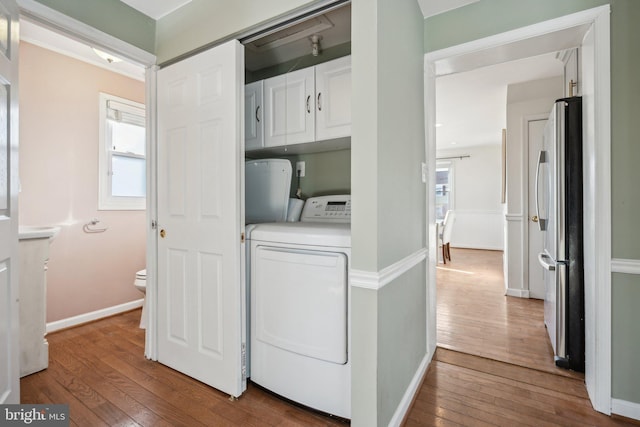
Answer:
[[436, 53, 564, 149], [120, 0, 192, 20]]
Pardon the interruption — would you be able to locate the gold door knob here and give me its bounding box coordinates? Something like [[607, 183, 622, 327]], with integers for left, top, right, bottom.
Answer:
[[160, 229, 166, 238], [531, 215, 539, 223]]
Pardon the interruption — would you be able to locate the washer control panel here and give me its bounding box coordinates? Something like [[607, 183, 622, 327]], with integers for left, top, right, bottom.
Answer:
[[300, 195, 351, 223]]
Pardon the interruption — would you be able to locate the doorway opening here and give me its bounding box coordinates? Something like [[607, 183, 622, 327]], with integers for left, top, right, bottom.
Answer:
[[18, 17, 151, 333], [426, 5, 612, 414]]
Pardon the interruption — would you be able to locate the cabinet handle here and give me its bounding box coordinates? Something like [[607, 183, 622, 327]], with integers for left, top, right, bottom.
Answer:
[[306, 95, 311, 113], [255, 105, 260, 122], [317, 93, 322, 111]]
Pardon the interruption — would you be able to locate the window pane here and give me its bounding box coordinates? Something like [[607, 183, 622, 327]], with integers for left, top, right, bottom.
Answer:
[[435, 167, 451, 221], [112, 155, 145, 197], [110, 120, 145, 155]]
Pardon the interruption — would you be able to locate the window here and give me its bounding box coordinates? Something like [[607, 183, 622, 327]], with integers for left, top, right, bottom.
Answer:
[[99, 93, 146, 210], [435, 161, 454, 222]]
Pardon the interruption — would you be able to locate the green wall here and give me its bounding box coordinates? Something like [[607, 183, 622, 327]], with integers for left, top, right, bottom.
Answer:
[[351, 0, 426, 425], [284, 150, 351, 198], [34, 0, 155, 54], [247, 43, 351, 83], [425, 0, 640, 408]]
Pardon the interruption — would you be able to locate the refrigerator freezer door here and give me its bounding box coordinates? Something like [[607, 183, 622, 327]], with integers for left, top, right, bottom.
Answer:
[[540, 251, 568, 364]]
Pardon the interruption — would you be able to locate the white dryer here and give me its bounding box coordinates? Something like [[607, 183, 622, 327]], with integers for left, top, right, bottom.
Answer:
[[249, 195, 351, 419]]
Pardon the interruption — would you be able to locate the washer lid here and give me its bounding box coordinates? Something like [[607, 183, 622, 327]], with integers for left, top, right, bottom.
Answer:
[[249, 222, 351, 248]]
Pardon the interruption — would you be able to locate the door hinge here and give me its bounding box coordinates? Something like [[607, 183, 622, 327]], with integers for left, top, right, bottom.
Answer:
[[151, 220, 158, 230], [241, 232, 245, 243]]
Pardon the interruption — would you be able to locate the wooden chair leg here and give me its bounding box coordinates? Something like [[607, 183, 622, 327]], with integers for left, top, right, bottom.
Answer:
[[445, 243, 451, 261], [442, 244, 447, 264]]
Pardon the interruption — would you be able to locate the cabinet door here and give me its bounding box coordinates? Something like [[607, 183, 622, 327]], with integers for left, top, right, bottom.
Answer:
[[315, 56, 351, 141], [245, 80, 263, 150], [264, 67, 315, 147]]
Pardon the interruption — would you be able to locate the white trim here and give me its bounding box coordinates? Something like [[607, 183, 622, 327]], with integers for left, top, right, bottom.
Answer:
[[350, 248, 428, 290], [46, 299, 143, 333], [426, 5, 610, 64], [611, 259, 640, 276], [588, 6, 612, 414], [505, 214, 523, 221], [452, 244, 504, 251], [145, 65, 159, 361], [611, 399, 640, 422], [505, 288, 530, 298], [425, 5, 611, 415], [388, 353, 431, 427], [18, 0, 156, 67]]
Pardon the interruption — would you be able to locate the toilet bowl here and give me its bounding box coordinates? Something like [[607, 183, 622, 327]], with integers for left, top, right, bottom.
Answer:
[[134, 269, 147, 329]]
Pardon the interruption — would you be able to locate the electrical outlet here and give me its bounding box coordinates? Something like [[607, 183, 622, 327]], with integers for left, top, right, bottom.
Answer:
[[296, 161, 306, 177]]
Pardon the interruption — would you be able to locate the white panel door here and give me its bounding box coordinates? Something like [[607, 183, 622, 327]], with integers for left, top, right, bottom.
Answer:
[[315, 55, 351, 141], [264, 67, 315, 147], [0, 0, 19, 405], [157, 40, 246, 397], [528, 118, 547, 299]]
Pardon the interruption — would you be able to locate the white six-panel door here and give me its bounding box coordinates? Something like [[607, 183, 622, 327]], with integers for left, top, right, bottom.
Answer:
[[157, 40, 246, 397], [0, 0, 19, 405]]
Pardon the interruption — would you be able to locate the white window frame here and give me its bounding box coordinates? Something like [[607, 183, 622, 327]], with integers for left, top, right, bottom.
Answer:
[[435, 160, 455, 222], [98, 92, 146, 210]]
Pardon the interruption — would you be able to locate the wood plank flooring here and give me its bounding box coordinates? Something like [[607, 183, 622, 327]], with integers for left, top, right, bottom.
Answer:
[[435, 248, 581, 379], [20, 310, 347, 426], [405, 248, 637, 426], [20, 248, 637, 426]]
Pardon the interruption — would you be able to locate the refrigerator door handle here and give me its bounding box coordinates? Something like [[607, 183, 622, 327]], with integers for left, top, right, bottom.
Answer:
[[535, 150, 548, 231], [538, 252, 555, 271]]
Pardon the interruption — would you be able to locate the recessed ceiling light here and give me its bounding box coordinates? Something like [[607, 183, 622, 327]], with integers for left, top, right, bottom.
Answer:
[[450, 141, 457, 145]]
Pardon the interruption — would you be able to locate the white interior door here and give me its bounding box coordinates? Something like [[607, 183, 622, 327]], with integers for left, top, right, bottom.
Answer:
[[0, 0, 19, 405], [528, 118, 547, 299], [157, 40, 246, 397]]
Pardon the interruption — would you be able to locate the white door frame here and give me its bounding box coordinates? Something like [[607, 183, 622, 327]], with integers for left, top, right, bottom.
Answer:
[[425, 5, 611, 414]]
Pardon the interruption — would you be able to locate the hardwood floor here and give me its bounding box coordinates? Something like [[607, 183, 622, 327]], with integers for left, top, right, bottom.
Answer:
[[405, 248, 636, 426], [435, 248, 580, 378], [20, 249, 637, 425], [20, 310, 347, 426]]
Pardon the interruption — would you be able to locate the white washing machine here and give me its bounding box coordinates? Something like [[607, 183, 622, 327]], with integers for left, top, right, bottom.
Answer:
[[249, 195, 351, 419]]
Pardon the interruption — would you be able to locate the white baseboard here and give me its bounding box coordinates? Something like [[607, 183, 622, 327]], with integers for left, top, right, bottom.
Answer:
[[388, 352, 431, 427], [612, 398, 640, 421], [46, 299, 144, 333], [505, 288, 530, 298], [450, 244, 504, 251]]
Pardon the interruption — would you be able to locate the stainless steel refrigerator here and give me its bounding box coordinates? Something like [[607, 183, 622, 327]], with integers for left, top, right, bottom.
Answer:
[[535, 96, 585, 372]]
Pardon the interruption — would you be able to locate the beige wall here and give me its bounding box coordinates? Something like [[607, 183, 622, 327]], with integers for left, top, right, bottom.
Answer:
[[18, 42, 146, 323]]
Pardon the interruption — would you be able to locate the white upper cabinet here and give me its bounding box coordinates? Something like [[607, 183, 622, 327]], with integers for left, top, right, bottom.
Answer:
[[249, 55, 351, 151], [245, 80, 264, 150], [264, 67, 315, 147], [315, 55, 351, 141]]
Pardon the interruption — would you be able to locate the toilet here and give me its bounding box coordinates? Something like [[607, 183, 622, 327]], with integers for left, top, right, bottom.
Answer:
[[134, 269, 147, 329]]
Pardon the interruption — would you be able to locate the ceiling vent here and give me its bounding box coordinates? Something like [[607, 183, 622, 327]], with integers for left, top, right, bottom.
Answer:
[[245, 14, 334, 53]]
